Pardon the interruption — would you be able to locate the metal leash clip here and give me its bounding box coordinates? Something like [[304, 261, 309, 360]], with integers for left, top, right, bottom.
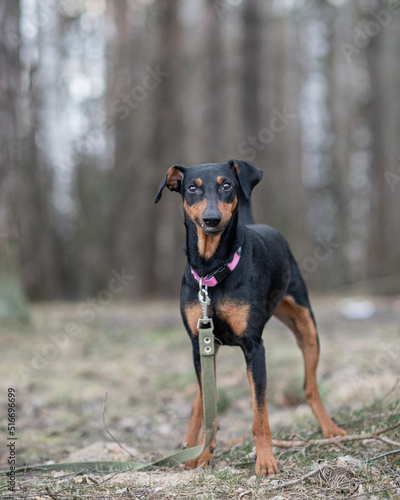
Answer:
[[197, 278, 213, 330]]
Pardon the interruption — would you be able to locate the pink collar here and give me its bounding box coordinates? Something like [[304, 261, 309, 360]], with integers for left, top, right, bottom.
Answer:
[[191, 247, 242, 287]]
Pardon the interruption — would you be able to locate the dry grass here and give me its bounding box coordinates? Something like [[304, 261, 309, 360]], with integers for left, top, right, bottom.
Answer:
[[0, 296, 399, 498]]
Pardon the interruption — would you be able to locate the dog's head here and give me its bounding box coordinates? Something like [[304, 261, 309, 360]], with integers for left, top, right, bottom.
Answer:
[[155, 159, 263, 235]]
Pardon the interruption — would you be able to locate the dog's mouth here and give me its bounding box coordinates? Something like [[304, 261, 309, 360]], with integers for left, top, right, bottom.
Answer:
[[200, 223, 224, 235]]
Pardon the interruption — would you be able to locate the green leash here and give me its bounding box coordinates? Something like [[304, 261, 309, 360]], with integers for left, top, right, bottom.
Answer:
[[2, 325, 218, 476]]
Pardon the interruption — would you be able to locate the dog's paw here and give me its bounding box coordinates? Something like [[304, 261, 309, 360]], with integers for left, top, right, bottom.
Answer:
[[322, 422, 346, 438], [255, 453, 280, 476], [184, 446, 214, 470]]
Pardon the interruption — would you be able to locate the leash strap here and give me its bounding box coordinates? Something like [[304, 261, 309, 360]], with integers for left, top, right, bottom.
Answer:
[[138, 326, 217, 469], [125, 326, 216, 470], [4, 328, 218, 475]]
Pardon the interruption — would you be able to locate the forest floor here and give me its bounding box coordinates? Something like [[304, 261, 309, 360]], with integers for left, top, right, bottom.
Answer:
[[0, 295, 399, 499]]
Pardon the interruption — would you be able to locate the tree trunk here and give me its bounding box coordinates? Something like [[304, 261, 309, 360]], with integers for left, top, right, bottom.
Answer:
[[0, 0, 29, 321]]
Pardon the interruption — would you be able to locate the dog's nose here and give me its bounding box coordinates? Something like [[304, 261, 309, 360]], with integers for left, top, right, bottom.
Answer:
[[203, 216, 221, 228]]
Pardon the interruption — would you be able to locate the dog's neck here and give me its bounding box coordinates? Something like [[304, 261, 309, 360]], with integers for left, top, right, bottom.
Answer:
[[184, 211, 243, 278]]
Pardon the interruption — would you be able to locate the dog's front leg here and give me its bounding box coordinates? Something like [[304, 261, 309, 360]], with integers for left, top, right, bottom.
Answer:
[[242, 340, 280, 476], [183, 384, 203, 448]]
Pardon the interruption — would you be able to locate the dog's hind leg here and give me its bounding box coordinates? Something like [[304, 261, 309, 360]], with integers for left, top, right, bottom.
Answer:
[[274, 258, 345, 437]]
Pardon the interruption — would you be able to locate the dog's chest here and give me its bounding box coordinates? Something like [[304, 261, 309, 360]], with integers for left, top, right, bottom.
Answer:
[[205, 297, 250, 344]]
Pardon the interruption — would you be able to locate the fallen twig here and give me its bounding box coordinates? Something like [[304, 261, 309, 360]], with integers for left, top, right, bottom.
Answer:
[[268, 464, 326, 490], [337, 410, 400, 428], [101, 392, 142, 462], [305, 409, 400, 439], [45, 487, 59, 500], [271, 421, 400, 449], [365, 447, 400, 463]]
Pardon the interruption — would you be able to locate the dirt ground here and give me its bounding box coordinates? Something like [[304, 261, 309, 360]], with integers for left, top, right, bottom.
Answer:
[[0, 294, 399, 498]]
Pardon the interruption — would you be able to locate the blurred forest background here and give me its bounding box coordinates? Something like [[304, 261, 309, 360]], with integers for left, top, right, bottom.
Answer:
[[1, 0, 400, 320]]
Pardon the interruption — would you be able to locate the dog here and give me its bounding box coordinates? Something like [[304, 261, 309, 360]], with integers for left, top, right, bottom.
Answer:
[[155, 159, 345, 475]]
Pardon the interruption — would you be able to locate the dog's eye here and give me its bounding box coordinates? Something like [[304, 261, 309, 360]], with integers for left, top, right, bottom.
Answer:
[[222, 182, 231, 191], [188, 185, 198, 193]]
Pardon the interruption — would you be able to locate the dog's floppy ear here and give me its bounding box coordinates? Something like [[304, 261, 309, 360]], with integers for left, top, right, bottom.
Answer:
[[154, 164, 187, 203], [228, 159, 263, 199]]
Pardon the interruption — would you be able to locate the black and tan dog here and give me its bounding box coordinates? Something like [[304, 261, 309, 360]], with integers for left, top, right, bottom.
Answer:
[[155, 159, 345, 475]]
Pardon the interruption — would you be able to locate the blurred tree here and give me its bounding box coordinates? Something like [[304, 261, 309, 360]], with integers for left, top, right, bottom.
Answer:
[[0, 0, 29, 321], [205, 0, 223, 159], [8, 0, 400, 300], [366, 23, 400, 292], [18, 5, 59, 300], [241, 0, 261, 137], [148, 0, 184, 296]]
